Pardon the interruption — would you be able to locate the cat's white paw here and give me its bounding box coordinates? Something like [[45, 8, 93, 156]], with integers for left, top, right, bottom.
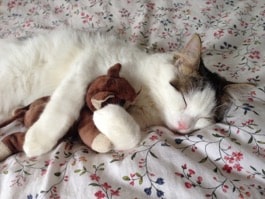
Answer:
[[23, 123, 58, 157], [93, 104, 142, 151]]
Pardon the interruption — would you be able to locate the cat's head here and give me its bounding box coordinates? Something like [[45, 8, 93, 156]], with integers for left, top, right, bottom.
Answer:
[[160, 34, 248, 134]]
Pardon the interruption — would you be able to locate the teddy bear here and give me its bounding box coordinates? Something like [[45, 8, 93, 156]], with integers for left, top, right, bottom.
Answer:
[[0, 96, 50, 161], [78, 63, 138, 153], [0, 63, 138, 161]]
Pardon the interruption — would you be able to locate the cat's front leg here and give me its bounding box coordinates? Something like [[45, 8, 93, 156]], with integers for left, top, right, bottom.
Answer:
[[23, 61, 98, 157], [93, 104, 142, 151]]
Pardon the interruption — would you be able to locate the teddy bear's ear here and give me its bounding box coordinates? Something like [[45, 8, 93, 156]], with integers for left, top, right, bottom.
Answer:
[[107, 63, 122, 77], [91, 92, 115, 110]]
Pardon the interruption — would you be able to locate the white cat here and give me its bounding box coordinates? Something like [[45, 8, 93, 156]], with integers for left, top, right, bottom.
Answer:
[[0, 29, 219, 157]]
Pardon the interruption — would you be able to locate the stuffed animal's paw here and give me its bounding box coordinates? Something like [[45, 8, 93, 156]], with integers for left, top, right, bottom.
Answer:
[[93, 104, 142, 151], [91, 133, 113, 153], [23, 123, 57, 157]]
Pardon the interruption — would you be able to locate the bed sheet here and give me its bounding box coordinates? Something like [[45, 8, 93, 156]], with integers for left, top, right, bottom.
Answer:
[[0, 0, 265, 198]]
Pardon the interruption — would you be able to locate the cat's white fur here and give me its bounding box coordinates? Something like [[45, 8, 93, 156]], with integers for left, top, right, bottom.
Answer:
[[0, 29, 216, 157]]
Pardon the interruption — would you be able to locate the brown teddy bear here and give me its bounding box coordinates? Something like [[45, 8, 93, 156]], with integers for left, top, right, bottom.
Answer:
[[78, 63, 138, 152], [0, 63, 138, 161]]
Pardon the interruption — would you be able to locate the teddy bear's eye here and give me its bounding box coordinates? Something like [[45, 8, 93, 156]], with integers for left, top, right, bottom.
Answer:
[[118, 99, 126, 107]]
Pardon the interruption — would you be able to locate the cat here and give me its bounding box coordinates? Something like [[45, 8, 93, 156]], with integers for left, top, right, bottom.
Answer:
[[0, 29, 233, 157]]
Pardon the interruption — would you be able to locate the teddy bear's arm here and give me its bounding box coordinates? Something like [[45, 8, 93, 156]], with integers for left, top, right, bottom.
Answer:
[[78, 108, 112, 153], [93, 104, 142, 151]]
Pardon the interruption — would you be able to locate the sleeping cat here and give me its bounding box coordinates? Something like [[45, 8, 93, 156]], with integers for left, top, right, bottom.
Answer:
[[0, 29, 232, 157]]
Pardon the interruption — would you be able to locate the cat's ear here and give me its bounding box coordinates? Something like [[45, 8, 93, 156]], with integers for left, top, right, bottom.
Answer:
[[182, 34, 201, 65], [174, 34, 201, 74]]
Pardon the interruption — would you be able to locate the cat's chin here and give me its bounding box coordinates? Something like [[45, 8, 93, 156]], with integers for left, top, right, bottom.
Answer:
[[165, 116, 214, 134], [166, 125, 194, 134], [165, 121, 202, 134]]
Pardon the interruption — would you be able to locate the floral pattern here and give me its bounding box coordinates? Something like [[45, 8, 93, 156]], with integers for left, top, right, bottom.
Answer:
[[0, 0, 265, 198]]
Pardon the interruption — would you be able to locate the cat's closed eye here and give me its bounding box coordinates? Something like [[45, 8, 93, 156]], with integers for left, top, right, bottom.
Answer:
[[170, 80, 181, 91], [170, 81, 187, 109]]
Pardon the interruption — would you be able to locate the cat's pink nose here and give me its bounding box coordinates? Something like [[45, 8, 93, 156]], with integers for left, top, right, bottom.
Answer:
[[177, 121, 188, 130]]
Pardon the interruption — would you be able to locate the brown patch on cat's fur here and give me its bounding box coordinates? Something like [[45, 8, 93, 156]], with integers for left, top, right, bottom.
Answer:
[[198, 59, 255, 122]]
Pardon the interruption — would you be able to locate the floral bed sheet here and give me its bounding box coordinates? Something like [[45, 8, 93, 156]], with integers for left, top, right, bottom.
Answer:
[[0, 0, 265, 198]]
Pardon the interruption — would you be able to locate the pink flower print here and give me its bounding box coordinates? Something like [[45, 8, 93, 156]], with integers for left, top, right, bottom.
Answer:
[[188, 169, 195, 176], [150, 135, 159, 141], [250, 91, 256, 97], [102, 182, 111, 190], [228, 120, 235, 125], [243, 38, 251, 45], [240, 20, 249, 28], [242, 119, 254, 127], [248, 97, 254, 102], [155, 129, 163, 136], [95, 190, 106, 199], [130, 181, 135, 186], [224, 155, 235, 164], [44, 160, 52, 167], [214, 127, 227, 135], [64, 175, 69, 182], [81, 13, 93, 23], [222, 164, 233, 173], [182, 164, 187, 170], [206, 0, 216, 4], [201, 7, 211, 13], [55, 7, 64, 14], [227, 29, 234, 35], [222, 184, 229, 193], [245, 192, 251, 197], [28, 7, 36, 15], [90, 174, 100, 182], [59, 162, 66, 167], [7, 1, 21, 10], [191, 145, 197, 152], [41, 169, 47, 176], [233, 163, 243, 172], [138, 158, 145, 168], [129, 33, 139, 43], [168, 42, 179, 50], [214, 29, 224, 39], [197, 176, 203, 184], [185, 182, 193, 189], [249, 50, 261, 59], [146, 2, 155, 10], [111, 189, 120, 196], [119, 8, 130, 17], [232, 152, 243, 161]]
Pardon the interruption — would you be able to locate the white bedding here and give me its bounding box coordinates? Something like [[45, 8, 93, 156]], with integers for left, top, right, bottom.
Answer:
[[0, 0, 265, 198]]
